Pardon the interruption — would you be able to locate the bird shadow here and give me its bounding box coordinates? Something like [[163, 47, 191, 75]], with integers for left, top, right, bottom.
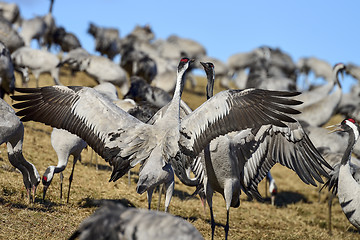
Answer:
[[204, 219, 226, 228], [172, 188, 196, 201], [81, 162, 112, 171], [0, 197, 59, 212], [77, 197, 136, 208], [248, 191, 308, 207], [269, 191, 307, 207], [126, 176, 196, 202], [347, 227, 360, 234]]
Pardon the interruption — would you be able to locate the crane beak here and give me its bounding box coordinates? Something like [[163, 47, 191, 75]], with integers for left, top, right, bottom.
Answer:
[[326, 124, 344, 133], [42, 185, 49, 201]]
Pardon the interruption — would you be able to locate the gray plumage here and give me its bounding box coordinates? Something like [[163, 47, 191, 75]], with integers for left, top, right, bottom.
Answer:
[[57, 47, 90, 72], [0, 98, 40, 202], [295, 63, 346, 127], [0, 41, 15, 98], [345, 63, 360, 81], [0, 16, 24, 53], [337, 82, 360, 118], [188, 62, 331, 240], [119, 42, 157, 84], [0, 2, 20, 24], [60, 53, 129, 95], [68, 201, 204, 240], [42, 128, 87, 203], [87, 22, 121, 60], [124, 76, 171, 109], [52, 26, 81, 52], [167, 34, 206, 60], [297, 57, 333, 82], [19, 0, 55, 49], [245, 47, 297, 91], [324, 119, 360, 231], [11, 58, 302, 214], [11, 46, 61, 87]]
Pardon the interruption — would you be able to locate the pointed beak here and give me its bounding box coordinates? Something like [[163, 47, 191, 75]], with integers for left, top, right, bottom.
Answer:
[[200, 62, 206, 68], [42, 185, 49, 201], [326, 124, 344, 133]]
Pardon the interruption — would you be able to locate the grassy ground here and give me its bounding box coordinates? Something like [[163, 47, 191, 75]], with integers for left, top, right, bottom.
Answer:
[[0, 68, 359, 240]]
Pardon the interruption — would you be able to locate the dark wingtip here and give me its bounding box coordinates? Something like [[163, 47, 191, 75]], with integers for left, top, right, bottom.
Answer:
[[14, 87, 40, 93]]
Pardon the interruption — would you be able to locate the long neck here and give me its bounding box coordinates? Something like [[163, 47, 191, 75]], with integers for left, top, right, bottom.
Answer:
[[206, 73, 214, 100], [167, 68, 187, 120], [49, 0, 54, 13], [342, 130, 358, 165], [172, 69, 186, 100], [332, 65, 343, 89]]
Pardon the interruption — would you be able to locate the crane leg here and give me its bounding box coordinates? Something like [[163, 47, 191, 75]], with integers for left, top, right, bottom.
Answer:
[[26, 188, 32, 204], [67, 158, 77, 203], [209, 206, 215, 240], [31, 185, 37, 203], [95, 153, 98, 171], [59, 172, 63, 200], [164, 180, 174, 213], [157, 184, 163, 211], [128, 169, 131, 186], [225, 209, 230, 240], [90, 149, 98, 171], [205, 181, 215, 240], [147, 188, 154, 210]]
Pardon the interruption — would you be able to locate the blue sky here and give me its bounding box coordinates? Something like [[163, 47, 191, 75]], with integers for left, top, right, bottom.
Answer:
[[10, 0, 360, 91]]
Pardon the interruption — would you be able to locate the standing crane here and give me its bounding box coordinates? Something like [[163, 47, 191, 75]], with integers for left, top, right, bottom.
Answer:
[[184, 61, 332, 240], [324, 118, 360, 231], [42, 128, 87, 203]]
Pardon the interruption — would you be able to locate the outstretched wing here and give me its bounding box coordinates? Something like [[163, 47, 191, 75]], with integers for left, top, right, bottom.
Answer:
[[11, 86, 147, 165], [238, 122, 332, 199], [179, 88, 302, 157]]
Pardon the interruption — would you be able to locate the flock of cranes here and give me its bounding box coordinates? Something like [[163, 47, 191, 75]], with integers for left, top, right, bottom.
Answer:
[[1, 1, 360, 239]]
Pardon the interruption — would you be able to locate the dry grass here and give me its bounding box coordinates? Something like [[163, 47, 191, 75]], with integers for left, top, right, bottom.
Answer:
[[0, 68, 359, 240]]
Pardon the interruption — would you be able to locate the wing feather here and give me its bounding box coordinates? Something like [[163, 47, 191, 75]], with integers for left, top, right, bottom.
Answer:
[[179, 88, 301, 157], [237, 122, 332, 199], [11, 86, 146, 164]]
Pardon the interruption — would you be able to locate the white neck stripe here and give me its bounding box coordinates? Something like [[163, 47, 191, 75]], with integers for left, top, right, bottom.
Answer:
[[346, 120, 359, 141]]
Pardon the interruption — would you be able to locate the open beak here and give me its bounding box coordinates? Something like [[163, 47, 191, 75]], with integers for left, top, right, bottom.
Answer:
[[326, 124, 344, 133]]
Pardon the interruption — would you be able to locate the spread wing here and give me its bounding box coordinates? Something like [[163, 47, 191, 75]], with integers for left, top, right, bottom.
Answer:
[[11, 86, 150, 166], [179, 88, 302, 157], [238, 122, 332, 199]]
